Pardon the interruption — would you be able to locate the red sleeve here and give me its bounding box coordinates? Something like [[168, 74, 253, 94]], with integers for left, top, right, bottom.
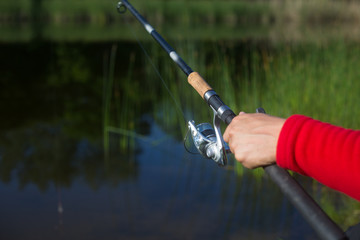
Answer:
[[276, 114, 360, 201]]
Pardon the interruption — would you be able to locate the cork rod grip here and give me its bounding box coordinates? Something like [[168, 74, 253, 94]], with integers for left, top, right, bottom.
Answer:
[[187, 72, 213, 99]]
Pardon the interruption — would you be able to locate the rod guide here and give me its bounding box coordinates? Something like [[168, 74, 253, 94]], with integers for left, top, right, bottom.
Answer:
[[117, 1, 127, 14]]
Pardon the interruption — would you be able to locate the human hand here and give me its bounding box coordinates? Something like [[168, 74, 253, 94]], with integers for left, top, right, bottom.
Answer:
[[223, 112, 286, 169]]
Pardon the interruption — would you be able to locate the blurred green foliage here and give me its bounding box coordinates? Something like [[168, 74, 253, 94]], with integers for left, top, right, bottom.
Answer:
[[134, 39, 360, 228], [1, 0, 360, 42]]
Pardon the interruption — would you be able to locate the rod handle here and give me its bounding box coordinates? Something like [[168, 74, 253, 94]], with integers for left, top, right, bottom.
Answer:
[[188, 72, 212, 99]]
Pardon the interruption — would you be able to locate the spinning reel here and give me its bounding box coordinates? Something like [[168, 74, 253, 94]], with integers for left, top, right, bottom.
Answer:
[[187, 108, 266, 166], [187, 110, 230, 166]]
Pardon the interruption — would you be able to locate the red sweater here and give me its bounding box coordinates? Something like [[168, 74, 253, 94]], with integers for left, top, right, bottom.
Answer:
[[276, 115, 360, 201]]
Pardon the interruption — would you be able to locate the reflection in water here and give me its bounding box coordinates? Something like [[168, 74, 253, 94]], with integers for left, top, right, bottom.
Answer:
[[1, 40, 358, 239], [55, 186, 64, 233], [0, 118, 316, 239], [0, 122, 137, 191]]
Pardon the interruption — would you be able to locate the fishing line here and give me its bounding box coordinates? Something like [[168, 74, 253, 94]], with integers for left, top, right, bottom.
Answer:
[[121, 15, 198, 155], [121, 16, 188, 124]]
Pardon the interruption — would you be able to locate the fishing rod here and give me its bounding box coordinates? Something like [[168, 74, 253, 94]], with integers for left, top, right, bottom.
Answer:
[[117, 1, 347, 239]]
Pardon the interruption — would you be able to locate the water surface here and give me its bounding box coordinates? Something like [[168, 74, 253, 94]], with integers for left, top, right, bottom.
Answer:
[[0, 36, 359, 239]]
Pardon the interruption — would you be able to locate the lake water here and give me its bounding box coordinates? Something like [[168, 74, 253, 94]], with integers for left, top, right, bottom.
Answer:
[[1, 14, 360, 239]]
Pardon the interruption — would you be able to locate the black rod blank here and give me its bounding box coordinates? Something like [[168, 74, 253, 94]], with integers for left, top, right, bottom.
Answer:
[[117, 1, 193, 76]]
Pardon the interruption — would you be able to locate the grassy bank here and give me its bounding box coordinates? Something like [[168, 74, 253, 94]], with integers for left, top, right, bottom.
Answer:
[[1, 0, 360, 42]]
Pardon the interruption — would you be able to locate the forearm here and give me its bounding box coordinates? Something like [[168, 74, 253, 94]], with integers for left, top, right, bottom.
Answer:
[[277, 115, 360, 201]]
